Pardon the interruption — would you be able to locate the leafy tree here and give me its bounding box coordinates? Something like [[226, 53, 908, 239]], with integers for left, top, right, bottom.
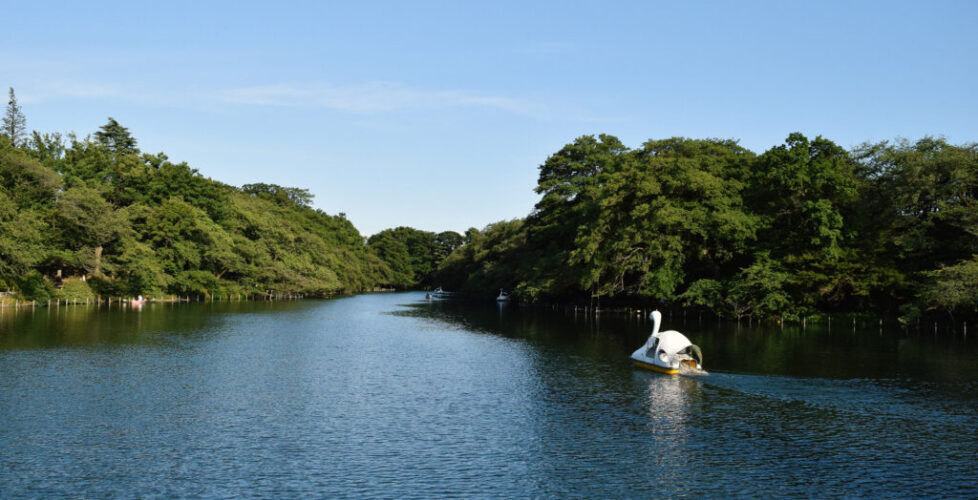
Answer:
[[746, 133, 861, 312], [433, 231, 464, 263], [519, 134, 628, 298], [0, 194, 49, 283], [94, 117, 138, 154], [27, 131, 66, 162], [435, 220, 525, 296], [367, 226, 454, 287], [242, 183, 314, 208], [54, 187, 126, 276], [920, 256, 978, 316], [367, 231, 414, 286], [856, 137, 978, 315], [0, 135, 61, 208], [572, 138, 758, 299], [2, 88, 26, 147]]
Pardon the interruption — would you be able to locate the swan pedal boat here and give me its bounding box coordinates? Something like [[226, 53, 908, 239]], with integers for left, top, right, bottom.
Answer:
[[630, 310, 704, 375]]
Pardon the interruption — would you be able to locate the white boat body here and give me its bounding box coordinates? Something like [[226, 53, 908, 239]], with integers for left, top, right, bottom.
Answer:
[[630, 310, 703, 375], [496, 289, 510, 302]]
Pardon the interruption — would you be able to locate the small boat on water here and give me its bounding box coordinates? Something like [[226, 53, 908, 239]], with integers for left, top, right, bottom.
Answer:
[[431, 287, 454, 298], [630, 310, 704, 375], [496, 289, 510, 302]]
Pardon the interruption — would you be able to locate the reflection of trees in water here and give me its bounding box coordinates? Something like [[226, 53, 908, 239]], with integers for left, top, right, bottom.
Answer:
[[409, 299, 978, 382], [0, 301, 308, 349]]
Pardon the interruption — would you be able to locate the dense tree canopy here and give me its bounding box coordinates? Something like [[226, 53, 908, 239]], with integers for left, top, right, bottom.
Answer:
[[0, 118, 394, 301], [367, 227, 463, 288], [433, 133, 978, 322], [2, 108, 975, 323]]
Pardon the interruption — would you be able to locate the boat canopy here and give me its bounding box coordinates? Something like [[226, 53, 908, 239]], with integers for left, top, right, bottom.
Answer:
[[655, 331, 695, 356]]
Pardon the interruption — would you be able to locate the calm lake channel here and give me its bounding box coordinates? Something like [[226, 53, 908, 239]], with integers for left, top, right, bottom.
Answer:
[[1, 292, 976, 498]]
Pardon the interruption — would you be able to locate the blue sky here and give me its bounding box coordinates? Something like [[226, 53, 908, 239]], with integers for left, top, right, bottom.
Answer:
[[3, 1, 976, 235]]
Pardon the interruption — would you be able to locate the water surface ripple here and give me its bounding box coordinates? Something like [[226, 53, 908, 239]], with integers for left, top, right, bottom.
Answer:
[[1, 293, 976, 498]]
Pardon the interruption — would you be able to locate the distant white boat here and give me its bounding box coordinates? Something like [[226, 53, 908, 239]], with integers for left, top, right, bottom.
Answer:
[[431, 287, 454, 298], [630, 310, 703, 375], [496, 289, 510, 302]]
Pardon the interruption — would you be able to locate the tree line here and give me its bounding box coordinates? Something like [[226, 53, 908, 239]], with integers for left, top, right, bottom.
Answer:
[[1, 89, 404, 302], [432, 133, 978, 323], [4, 87, 976, 322]]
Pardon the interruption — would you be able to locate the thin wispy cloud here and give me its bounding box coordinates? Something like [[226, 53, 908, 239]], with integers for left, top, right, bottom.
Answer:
[[17, 77, 543, 117], [18, 82, 124, 104], [515, 41, 576, 56], [218, 82, 541, 115]]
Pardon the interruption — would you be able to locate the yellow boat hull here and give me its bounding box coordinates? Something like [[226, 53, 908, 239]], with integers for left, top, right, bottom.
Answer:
[[631, 358, 680, 375]]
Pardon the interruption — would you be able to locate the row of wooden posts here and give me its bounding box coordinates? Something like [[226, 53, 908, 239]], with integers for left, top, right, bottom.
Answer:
[[0, 293, 306, 310], [540, 303, 969, 337], [1, 296, 970, 336]]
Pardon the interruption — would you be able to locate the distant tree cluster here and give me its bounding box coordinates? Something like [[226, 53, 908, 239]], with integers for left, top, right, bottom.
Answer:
[[433, 133, 978, 322], [0, 103, 393, 301], [367, 227, 464, 288]]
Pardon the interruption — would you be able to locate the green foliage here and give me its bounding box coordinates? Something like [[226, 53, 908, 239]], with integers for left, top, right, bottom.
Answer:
[[434, 132, 978, 322], [0, 135, 61, 208], [570, 137, 758, 299], [920, 256, 978, 315], [3, 88, 27, 147], [94, 117, 138, 154], [368, 227, 463, 288], [58, 277, 95, 302], [434, 220, 525, 294], [242, 183, 314, 209], [4, 115, 977, 323], [0, 120, 395, 299], [11, 271, 55, 302]]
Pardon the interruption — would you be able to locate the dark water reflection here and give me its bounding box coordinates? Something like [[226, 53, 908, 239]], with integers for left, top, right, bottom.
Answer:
[[1, 294, 976, 498]]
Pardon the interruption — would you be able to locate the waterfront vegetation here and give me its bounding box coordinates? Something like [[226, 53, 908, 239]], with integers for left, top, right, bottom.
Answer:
[[0, 110, 395, 301], [432, 134, 978, 324], [2, 88, 977, 323]]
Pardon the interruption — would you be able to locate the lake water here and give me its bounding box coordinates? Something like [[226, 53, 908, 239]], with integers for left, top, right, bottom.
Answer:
[[2, 293, 977, 498]]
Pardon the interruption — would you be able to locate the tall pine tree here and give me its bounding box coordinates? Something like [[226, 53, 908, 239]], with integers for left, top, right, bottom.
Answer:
[[2, 87, 26, 147]]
